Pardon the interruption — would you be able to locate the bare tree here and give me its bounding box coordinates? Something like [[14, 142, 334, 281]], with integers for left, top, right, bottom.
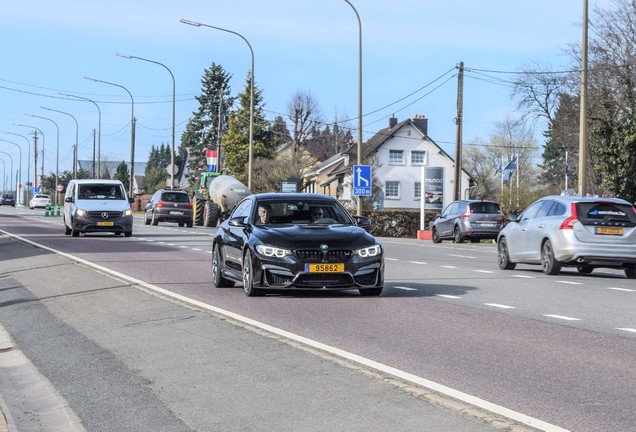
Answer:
[[287, 90, 321, 153]]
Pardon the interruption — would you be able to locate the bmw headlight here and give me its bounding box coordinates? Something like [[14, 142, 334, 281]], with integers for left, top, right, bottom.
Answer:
[[76, 208, 87, 217], [355, 244, 382, 257], [256, 244, 291, 258]]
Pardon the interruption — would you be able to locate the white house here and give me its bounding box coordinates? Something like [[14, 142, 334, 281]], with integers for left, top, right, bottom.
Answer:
[[307, 115, 473, 212]]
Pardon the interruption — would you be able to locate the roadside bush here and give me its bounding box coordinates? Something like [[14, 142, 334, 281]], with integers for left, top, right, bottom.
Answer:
[[362, 210, 438, 238]]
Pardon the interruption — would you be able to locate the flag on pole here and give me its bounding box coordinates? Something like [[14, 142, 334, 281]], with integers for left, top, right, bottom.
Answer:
[[502, 156, 517, 181], [206, 149, 218, 172], [493, 158, 503, 177]]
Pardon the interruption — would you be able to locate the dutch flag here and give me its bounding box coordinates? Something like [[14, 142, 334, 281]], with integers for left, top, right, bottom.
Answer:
[[206, 149, 218, 172]]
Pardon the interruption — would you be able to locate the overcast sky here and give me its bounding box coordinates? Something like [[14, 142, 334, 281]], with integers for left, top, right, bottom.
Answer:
[[0, 0, 608, 182]]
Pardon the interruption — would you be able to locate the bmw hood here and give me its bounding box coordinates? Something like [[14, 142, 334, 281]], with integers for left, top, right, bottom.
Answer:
[[253, 225, 379, 250]]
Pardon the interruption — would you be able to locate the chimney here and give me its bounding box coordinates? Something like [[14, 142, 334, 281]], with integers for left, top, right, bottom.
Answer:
[[389, 116, 398, 129], [412, 114, 428, 136]]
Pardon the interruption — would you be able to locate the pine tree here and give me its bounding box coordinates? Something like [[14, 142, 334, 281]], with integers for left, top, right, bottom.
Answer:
[[114, 161, 130, 189], [180, 63, 234, 173], [221, 73, 274, 185]]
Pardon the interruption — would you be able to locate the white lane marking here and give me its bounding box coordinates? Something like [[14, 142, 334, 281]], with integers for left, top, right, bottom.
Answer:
[[617, 328, 636, 333], [608, 287, 635, 292], [436, 294, 462, 299], [544, 314, 581, 321], [409, 261, 427, 265], [485, 303, 516, 309], [474, 270, 493, 274], [191, 248, 203, 251], [0, 228, 573, 432], [440, 265, 458, 269], [385, 257, 399, 261], [394, 286, 418, 291], [179, 245, 188, 248], [449, 254, 475, 259], [556, 280, 583, 285], [512, 275, 535, 278]]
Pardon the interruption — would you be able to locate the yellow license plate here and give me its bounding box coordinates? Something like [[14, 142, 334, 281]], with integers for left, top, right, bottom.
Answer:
[[306, 263, 344, 273], [596, 227, 623, 235], [97, 221, 114, 227]]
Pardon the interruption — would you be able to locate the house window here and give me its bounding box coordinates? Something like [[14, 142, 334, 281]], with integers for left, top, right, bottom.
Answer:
[[389, 150, 404, 165], [414, 182, 421, 199], [411, 151, 426, 165], [385, 181, 400, 199]]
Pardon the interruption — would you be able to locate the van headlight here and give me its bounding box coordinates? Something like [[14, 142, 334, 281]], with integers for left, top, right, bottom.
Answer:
[[76, 208, 87, 217], [256, 244, 291, 258], [124, 209, 133, 217], [355, 244, 382, 257]]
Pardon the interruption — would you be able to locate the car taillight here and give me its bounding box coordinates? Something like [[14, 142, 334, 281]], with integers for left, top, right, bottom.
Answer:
[[559, 203, 578, 229], [461, 208, 471, 219], [184, 203, 193, 208], [157, 201, 166, 207]]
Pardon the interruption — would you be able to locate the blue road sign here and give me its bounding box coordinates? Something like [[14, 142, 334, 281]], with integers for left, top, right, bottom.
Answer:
[[352, 165, 372, 196], [32, 187, 39, 193]]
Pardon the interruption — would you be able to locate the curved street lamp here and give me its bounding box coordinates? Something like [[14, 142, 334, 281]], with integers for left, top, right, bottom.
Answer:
[[41, 107, 79, 180], [0, 150, 13, 196], [0, 136, 23, 205], [22, 116, 60, 204], [60, 93, 101, 178], [0, 157, 5, 193], [85, 76, 136, 196], [117, 53, 176, 189], [180, 18, 254, 190], [343, 0, 363, 216]]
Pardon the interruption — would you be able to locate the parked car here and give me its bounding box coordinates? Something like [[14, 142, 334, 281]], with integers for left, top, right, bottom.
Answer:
[[497, 195, 636, 278], [431, 200, 504, 243], [29, 193, 51, 209], [212, 193, 384, 297], [0, 193, 16, 207], [144, 189, 193, 227]]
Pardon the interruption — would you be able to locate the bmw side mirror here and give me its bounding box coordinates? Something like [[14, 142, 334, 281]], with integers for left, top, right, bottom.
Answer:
[[353, 216, 371, 227], [228, 216, 247, 227]]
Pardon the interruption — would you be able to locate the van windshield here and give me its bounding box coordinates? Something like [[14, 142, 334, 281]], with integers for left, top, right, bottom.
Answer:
[[79, 184, 125, 200]]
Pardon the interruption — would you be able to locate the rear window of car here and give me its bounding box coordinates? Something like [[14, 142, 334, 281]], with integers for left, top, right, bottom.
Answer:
[[469, 202, 501, 214], [161, 192, 190, 203], [577, 201, 636, 224]]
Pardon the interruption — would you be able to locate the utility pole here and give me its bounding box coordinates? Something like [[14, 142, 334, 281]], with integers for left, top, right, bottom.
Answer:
[[32, 131, 38, 191], [578, 0, 588, 196], [453, 61, 464, 201]]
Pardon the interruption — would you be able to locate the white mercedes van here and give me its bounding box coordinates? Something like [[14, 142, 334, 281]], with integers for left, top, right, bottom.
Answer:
[[63, 179, 134, 237]]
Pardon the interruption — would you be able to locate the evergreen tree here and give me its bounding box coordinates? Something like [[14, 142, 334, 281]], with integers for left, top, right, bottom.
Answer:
[[114, 161, 130, 189], [180, 63, 234, 173], [222, 73, 275, 184], [270, 115, 291, 149]]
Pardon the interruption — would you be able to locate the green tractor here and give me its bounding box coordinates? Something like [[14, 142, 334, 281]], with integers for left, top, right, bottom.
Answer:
[[192, 171, 251, 227]]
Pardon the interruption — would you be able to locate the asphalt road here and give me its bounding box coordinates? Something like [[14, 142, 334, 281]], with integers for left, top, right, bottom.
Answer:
[[1, 207, 635, 431]]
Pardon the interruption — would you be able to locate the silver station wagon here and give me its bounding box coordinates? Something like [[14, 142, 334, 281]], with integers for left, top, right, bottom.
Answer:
[[497, 195, 636, 278]]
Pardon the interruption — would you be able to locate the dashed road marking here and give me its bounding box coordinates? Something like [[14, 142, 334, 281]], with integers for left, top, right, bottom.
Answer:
[[555, 280, 583, 285], [608, 287, 635, 292], [440, 265, 458, 269], [544, 314, 581, 321], [394, 286, 418, 291], [448, 254, 475, 259], [617, 328, 636, 333], [436, 294, 462, 299], [512, 275, 535, 278], [485, 303, 515, 309], [474, 270, 493, 274], [409, 261, 427, 265]]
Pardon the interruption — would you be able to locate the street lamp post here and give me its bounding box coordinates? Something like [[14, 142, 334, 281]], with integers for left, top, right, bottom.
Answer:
[[22, 117, 60, 205], [41, 107, 78, 180], [85, 77, 136, 197], [0, 136, 24, 205], [117, 53, 176, 189], [343, 0, 363, 216], [0, 157, 5, 193], [180, 18, 254, 190], [0, 150, 13, 196], [60, 93, 101, 178]]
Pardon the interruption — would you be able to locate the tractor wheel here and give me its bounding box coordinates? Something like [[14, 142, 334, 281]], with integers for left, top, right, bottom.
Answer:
[[194, 197, 205, 226]]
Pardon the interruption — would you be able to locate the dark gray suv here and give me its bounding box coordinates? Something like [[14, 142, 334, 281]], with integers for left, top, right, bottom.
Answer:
[[431, 200, 504, 243], [144, 189, 193, 227]]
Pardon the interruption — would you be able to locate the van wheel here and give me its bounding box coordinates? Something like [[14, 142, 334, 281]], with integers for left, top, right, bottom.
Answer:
[[64, 218, 71, 235], [124, 230, 133, 237], [625, 264, 636, 279], [71, 226, 80, 237], [454, 226, 464, 243]]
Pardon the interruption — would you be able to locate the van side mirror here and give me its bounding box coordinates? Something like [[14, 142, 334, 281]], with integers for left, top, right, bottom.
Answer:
[[64, 196, 73, 203], [128, 198, 135, 204]]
